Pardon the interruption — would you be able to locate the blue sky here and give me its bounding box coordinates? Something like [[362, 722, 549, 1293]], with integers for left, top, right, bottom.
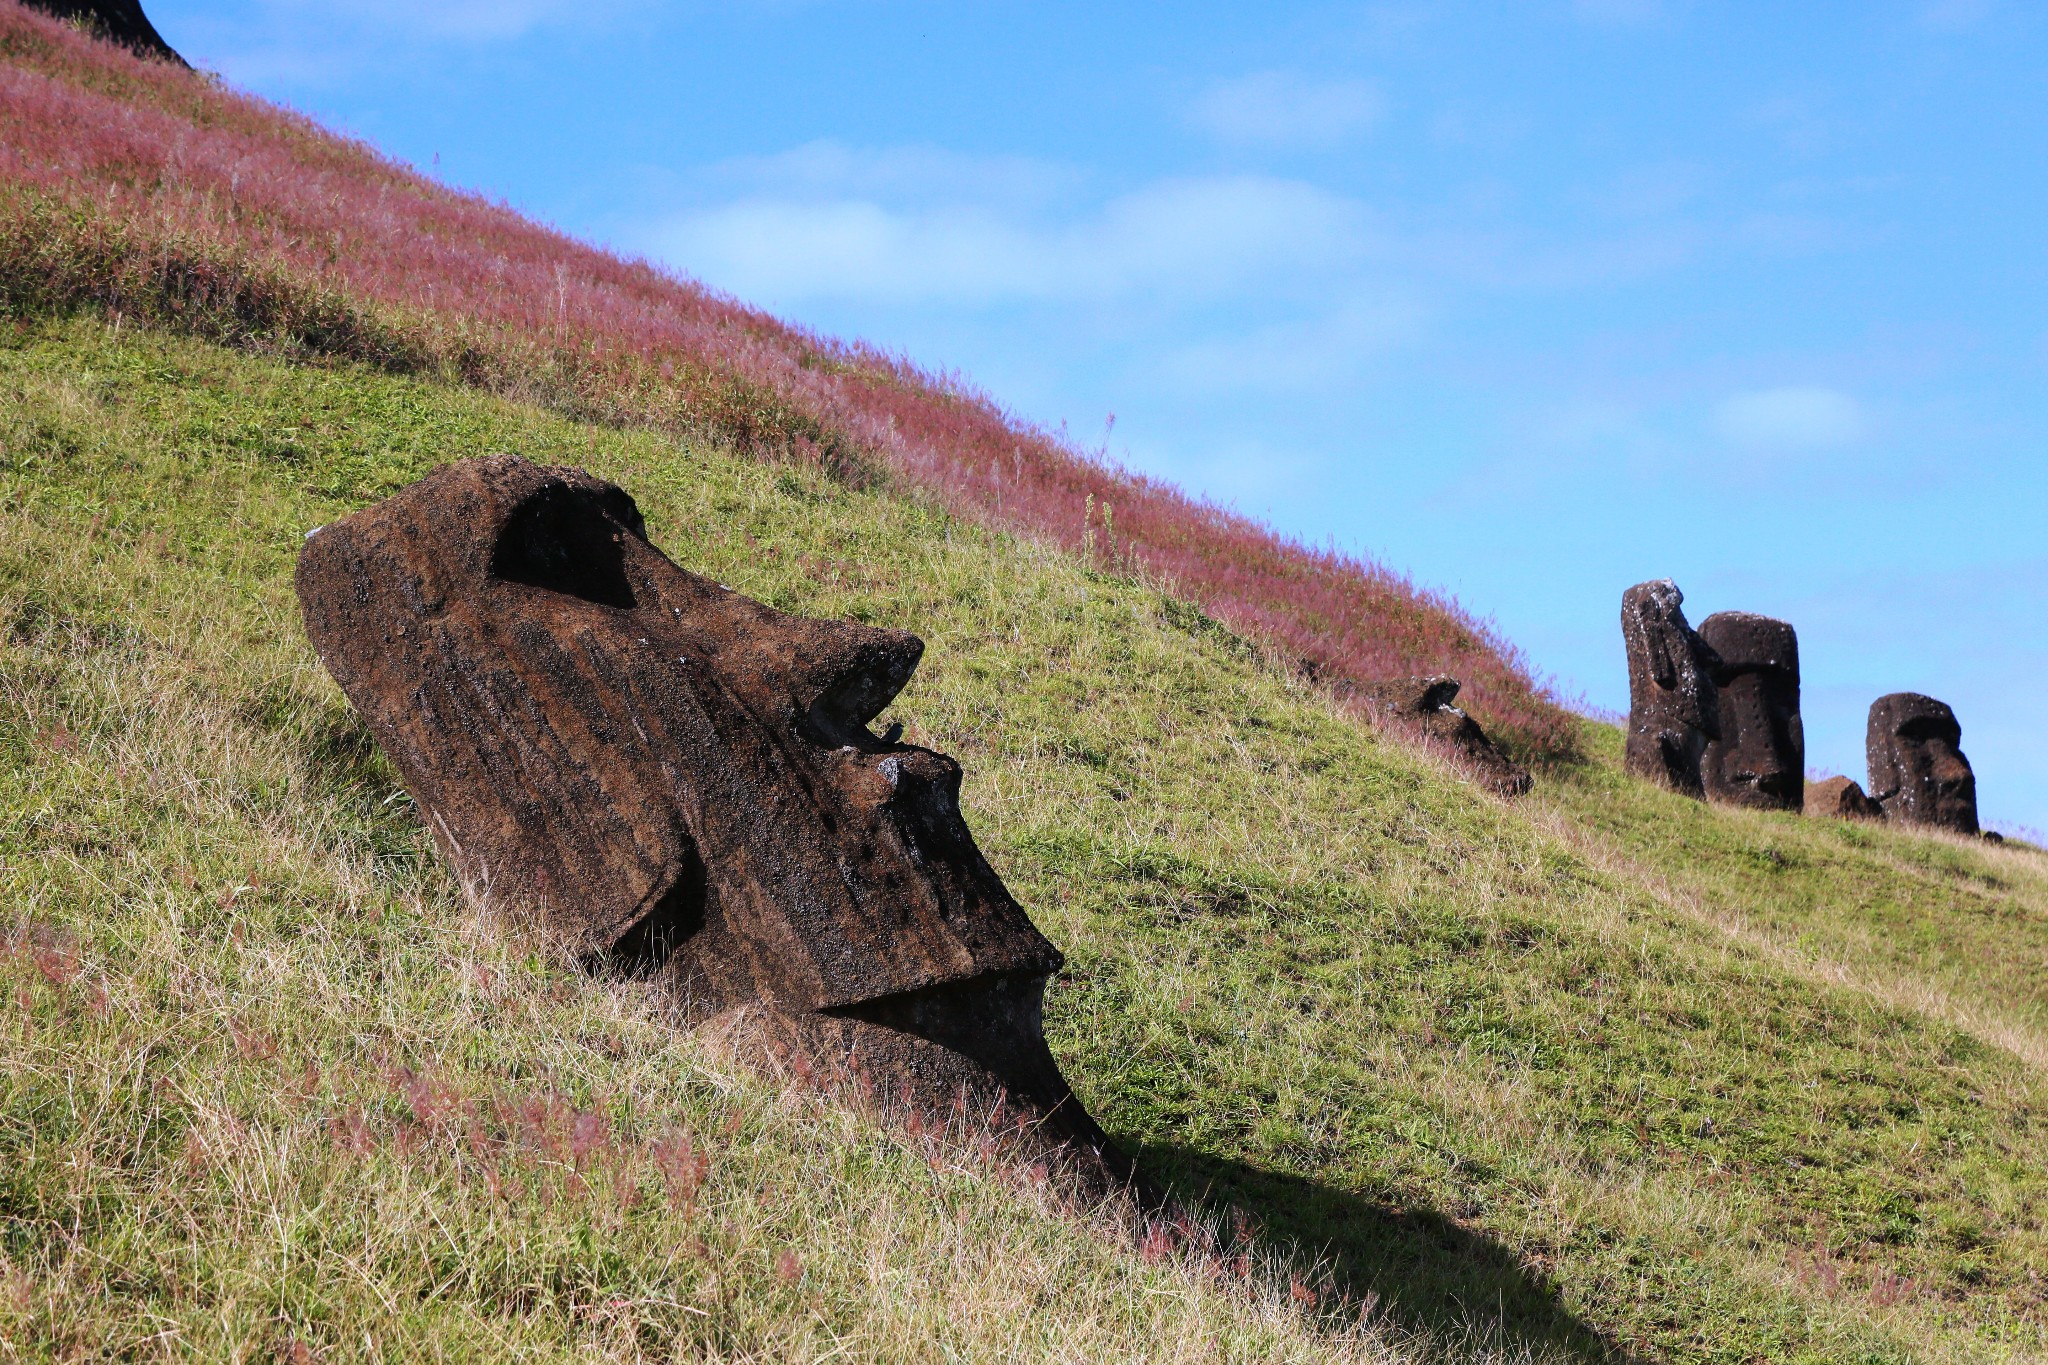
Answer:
[[150, 0, 2048, 832]]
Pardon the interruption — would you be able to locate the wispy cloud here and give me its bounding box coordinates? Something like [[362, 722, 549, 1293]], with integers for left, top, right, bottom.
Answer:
[[1715, 386, 1869, 450], [1187, 72, 1385, 150], [172, 0, 637, 86], [1919, 0, 1995, 31], [1572, 0, 1669, 27], [1148, 301, 1424, 397], [641, 148, 1368, 308]]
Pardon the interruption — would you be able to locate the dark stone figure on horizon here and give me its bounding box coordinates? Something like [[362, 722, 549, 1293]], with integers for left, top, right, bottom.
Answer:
[[1357, 675, 1533, 797], [1867, 692, 1980, 835], [24, 0, 184, 65], [296, 456, 1131, 1196], [1621, 580, 1722, 799], [1698, 611, 1803, 812]]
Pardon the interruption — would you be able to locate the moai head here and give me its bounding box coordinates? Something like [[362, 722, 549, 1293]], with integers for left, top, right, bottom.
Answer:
[[1805, 775, 1883, 822], [1866, 693, 1979, 835], [296, 456, 1126, 1187], [1697, 612, 1803, 811], [1620, 580, 1722, 798], [1357, 675, 1533, 797]]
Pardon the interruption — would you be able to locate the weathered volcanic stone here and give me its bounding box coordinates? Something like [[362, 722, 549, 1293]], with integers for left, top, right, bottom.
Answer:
[[1805, 775, 1883, 821], [1698, 612, 1803, 811], [25, 0, 184, 64], [297, 456, 1128, 1189], [1358, 675, 1532, 797], [1620, 580, 1722, 798], [1867, 692, 1979, 835]]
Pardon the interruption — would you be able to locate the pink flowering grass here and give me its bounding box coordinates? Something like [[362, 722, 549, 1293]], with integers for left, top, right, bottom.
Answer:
[[0, 3, 1578, 757]]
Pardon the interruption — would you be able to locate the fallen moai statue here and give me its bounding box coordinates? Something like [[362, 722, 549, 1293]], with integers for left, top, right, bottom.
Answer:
[[1620, 580, 1722, 798], [1867, 692, 1980, 835], [297, 455, 1132, 1194], [1698, 611, 1803, 812], [1357, 675, 1533, 797], [1805, 775, 1883, 821]]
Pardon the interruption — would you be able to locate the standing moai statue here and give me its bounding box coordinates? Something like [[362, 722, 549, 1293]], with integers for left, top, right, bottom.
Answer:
[[1620, 580, 1722, 798], [296, 456, 1132, 1194], [1697, 612, 1803, 811], [1866, 693, 1979, 835]]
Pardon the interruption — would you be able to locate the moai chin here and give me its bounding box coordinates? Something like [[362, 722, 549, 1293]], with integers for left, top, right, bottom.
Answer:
[[1866, 692, 1979, 835], [1620, 580, 1722, 798], [1357, 675, 1533, 797], [296, 456, 1130, 1192], [1697, 612, 1803, 812]]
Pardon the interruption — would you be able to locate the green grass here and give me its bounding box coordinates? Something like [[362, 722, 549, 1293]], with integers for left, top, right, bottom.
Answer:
[[2, 316, 2046, 1362]]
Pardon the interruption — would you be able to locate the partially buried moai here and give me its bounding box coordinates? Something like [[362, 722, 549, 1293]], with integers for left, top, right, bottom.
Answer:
[[1866, 692, 1979, 835], [296, 456, 1130, 1192], [1356, 675, 1532, 797], [1620, 580, 1722, 798], [1697, 611, 1803, 811]]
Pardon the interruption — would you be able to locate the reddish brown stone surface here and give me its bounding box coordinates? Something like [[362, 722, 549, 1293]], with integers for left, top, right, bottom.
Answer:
[[1805, 775, 1882, 822], [297, 456, 1129, 1191], [1867, 692, 1980, 835], [1620, 580, 1721, 799], [1698, 612, 1803, 812], [1358, 675, 1532, 797]]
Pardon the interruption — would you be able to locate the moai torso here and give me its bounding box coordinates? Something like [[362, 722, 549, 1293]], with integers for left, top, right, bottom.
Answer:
[[1866, 692, 1979, 835], [1698, 612, 1803, 811], [1620, 580, 1721, 798]]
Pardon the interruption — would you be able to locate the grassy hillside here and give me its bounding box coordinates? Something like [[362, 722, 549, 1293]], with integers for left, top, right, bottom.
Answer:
[[4, 317, 2047, 1363], [0, 1, 1574, 756]]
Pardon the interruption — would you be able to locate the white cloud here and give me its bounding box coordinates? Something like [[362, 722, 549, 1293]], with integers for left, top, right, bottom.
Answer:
[[1919, 0, 1994, 31], [693, 141, 1079, 211], [1715, 387, 1869, 450], [1148, 301, 1423, 396], [643, 165, 1367, 308], [286, 0, 603, 42], [1587, 162, 1708, 218], [1572, 0, 1666, 26], [1188, 72, 1385, 150], [173, 0, 633, 85]]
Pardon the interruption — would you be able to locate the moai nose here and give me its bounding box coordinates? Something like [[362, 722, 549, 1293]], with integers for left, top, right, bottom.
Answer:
[[1933, 749, 1974, 788], [789, 620, 925, 733]]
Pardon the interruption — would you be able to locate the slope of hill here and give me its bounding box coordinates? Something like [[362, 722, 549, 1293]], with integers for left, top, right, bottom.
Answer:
[[0, 0, 1574, 760], [4, 317, 2047, 1364]]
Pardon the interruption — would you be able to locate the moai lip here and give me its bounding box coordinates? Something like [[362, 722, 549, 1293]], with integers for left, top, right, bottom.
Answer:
[[296, 455, 1132, 1194], [1805, 775, 1883, 822], [1867, 692, 1980, 836], [1620, 580, 1722, 799], [1357, 675, 1533, 797], [1698, 612, 1803, 812]]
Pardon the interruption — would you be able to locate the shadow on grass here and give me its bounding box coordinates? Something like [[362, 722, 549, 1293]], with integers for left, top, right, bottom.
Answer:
[[1142, 1141, 1622, 1363]]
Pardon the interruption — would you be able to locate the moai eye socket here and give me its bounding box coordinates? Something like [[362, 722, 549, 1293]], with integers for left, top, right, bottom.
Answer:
[[1896, 714, 1958, 745], [491, 482, 637, 609]]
